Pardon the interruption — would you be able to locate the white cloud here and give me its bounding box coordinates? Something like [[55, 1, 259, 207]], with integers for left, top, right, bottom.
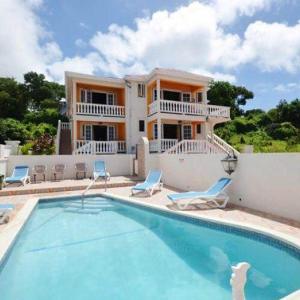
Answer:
[[238, 21, 300, 73], [75, 38, 87, 48], [274, 82, 300, 92], [0, 0, 61, 80], [2, 0, 300, 84]]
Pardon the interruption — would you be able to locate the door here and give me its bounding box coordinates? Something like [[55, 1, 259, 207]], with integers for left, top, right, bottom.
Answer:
[[196, 124, 202, 140], [182, 125, 192, 140], [92, 92, 106, 104], [93, 125, 107, 141], [163, 124, 178, 139]]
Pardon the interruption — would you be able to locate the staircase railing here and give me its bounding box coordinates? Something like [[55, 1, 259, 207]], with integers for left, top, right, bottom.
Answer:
[[207, 133, 240, 156], [166, 140, 221, 155]]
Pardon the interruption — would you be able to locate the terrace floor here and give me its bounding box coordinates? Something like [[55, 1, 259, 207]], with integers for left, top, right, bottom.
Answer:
[[1, 180, 300, 250]]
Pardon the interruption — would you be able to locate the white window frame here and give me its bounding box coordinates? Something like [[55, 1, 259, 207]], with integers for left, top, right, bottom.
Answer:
[[182, 124, 192, 140], [152, 89, 163, 101], [82, 124, 92, 140], [107, 125, 116, 141], [138, 83, 145, 98], [153, 123, 158, 139], [80, 88, 116, 105], [196, 92, 203, 103], [182, 92, 191, 102]]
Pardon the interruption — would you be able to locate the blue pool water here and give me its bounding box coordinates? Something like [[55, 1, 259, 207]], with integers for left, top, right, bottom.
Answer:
[[0, 196, 300, 300]]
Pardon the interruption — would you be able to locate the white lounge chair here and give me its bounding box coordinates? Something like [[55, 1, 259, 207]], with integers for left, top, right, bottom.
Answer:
[[168, 177, 232, 210], [75, 163, 87, 179], [4, 165, 30, 186], [131, 170, 163, 196]]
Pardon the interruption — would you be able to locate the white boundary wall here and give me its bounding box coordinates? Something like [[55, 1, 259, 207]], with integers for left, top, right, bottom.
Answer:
[[155, 153, 300, 221], [7, 155, 134, 180]]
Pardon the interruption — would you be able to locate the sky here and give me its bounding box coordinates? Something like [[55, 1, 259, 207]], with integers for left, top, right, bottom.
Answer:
[[0, 0, 300, 111]]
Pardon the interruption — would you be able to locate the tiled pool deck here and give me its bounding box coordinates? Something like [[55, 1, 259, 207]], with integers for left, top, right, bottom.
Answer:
[[1, 178, 300, 263]]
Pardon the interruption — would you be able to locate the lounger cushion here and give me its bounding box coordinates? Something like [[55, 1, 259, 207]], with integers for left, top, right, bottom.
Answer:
[[0, 204, 14, 211]]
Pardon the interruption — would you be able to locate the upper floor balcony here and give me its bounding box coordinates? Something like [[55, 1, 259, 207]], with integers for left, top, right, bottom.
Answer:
[[148, 100, 230, 119], [76, 102, 125, 118]]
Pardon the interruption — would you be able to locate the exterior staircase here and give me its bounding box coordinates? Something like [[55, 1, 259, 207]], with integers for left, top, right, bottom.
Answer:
[[165, 134, 239, 155], [56, 121, 72, 155]]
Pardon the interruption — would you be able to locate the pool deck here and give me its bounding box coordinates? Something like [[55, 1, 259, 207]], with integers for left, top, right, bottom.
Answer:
[[1, 179, 300, 264]]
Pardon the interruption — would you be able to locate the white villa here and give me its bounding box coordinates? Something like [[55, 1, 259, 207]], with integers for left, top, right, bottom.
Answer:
[[59, 68, 236, 155]]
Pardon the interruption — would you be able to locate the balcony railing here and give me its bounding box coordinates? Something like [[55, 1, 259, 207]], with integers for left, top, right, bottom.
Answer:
[[76, 103, 125, 117], [148, 100, 230, 118], [74, 140, 126, 155], [149, 139, 178, 152]]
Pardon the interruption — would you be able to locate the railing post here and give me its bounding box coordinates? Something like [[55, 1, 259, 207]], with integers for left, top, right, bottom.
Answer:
[[230, 262, 250, 300]]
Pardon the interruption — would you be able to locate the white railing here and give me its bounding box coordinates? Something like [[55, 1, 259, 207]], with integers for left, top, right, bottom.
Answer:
[[166, 139, 221, 155], [148, 100, 230, 118], [74, 140, 126, 155], [149, 139, 178, 152], [76, 103, 125, 117], [61, 122, 71, 130], [208, 133, 240, 156]]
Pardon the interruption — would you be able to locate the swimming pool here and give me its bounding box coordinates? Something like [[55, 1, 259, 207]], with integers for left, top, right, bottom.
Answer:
[[0, 196, 299, 299]]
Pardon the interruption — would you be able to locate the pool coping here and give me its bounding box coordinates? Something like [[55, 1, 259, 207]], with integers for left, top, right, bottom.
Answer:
[[1, 191, 300, 267]]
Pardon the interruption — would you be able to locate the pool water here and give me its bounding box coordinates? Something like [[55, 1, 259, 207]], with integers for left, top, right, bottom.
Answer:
[[0, 196, 300, 300]]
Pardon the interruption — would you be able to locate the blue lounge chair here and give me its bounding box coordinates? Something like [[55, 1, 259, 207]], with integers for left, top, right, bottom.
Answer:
[[131, 170, 163, 196], [4, 165, 30, 186], [168, 177, 232, 209], [94, 160, 110, 181], [0, 204, 14, 224]]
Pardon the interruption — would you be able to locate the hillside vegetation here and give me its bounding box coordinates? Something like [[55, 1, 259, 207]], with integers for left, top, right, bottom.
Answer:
[[208, 82, 300, 152], [0, 72, 66, 154]]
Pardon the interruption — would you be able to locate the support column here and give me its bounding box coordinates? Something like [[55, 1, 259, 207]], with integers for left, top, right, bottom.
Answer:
[[157, 118, 161, 153], [72, 118, 77, 154], [156, 79, 161, 101]]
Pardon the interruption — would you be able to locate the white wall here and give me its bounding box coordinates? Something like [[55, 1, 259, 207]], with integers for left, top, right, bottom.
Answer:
[[7, 154, 134, 180], [125, 82, 147, 153], [156, 153, 300, 222], [0, 159, 7, 177]]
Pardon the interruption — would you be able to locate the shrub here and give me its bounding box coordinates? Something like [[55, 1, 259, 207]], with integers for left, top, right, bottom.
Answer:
[[20, 142, 33, 155], [266, 122, 298, 140], [32, 133, 55, 155], [0, 118, 30, 144]]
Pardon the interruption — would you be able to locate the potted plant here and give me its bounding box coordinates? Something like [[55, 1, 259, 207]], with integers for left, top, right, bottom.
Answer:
[[0, 174, 4, 190]]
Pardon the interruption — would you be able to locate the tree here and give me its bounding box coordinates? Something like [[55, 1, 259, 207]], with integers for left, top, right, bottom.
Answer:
[[208, 81, 254, 118], [0, 118, 30, 144], [22, 72, 65, 110], [0, 77, 28, 119]]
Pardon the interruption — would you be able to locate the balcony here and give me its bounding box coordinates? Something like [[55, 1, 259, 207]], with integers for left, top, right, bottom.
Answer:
[[148, 100, 230, 118], [74, 140, 126, 155], [76, 103, 125, 117]]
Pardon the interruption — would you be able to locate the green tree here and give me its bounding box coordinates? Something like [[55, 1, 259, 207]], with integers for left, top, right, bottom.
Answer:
[[0, 77, 28, 119], [208, 81, 254, 118], [23, 72, 65, 110], [0, 118, 30, 144]]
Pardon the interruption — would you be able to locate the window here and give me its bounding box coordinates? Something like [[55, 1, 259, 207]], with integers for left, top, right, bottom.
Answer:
[[139, 120, 145, 132], [138, 83, 145, 97], [80, 89, 85, 102], [196, 92, 203, 103], [196, 124, 202, 134], [182, 93, 191, 102], [183, 125, 192, 140], [153, 123, 158, 139], [83, 125, 92, 140], [163, 90, 181, 101], [107, 93, 115, 105], [107, 126, 116, 141], [153, 89, 163, 101]]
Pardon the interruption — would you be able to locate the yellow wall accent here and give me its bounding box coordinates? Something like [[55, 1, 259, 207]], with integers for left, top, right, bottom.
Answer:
[[147, 120, 156, 140], [76, 83, 125, 106]]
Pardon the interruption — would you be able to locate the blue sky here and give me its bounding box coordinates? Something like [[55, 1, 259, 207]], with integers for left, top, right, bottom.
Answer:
[[1, 0, 300, 111]]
